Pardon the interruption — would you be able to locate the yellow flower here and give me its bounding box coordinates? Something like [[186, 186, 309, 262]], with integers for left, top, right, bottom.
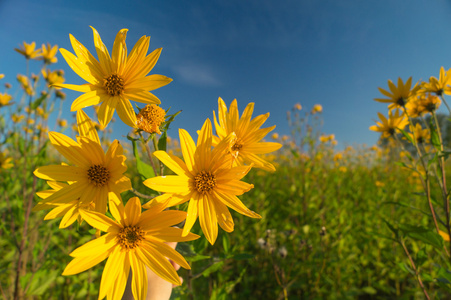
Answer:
[[58, 119, 68, 127], [213, 98, 282, 172], [408, 123, 430, 145], [271, 133, 279, 140], [369, 109, 408, 139], [136, 104, 166, 134], [421, 67, 451, 96], [294, 103, 302, 110], [0, 93, 12, 107], [439, 230, 450, 242], [63, 196, 199, 300], [375, 181, 385, 187], [42, 68, 65, 87], [143, 119, 261, 245], [419, 94, 441, 113], [333, 153, 343, 161], [311, 104, 322, 114], [319, 135, 328, 143], [35, 181, 96, 228], [0, 152, 13, 169], [339, 166, 347, 173], [56, 90, 66, 100], [54, 26, 172, 128], [39, 43, 58, 64], [405, 96, 426, 118], [15, 41, 42, 59], [374, 77, 420, 110], [12, 114, 24, 123], [33, 110, 131, 216]]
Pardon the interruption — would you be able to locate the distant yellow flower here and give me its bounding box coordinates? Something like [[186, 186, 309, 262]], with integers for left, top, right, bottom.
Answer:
[[421, 67, 451, 96], [0, 93, 12, 107], [339, 166, 347, 173], [39, 43, 58, 64], [42, 68, 65, 87], [58, 119, 68, 127], [419, 94, 441, 113], [319, 135, 328, 143], [282, 135, 290, 142], [143, 119, 261, 245], [12, 114, 24, 123], [311, 104, 322, 114], [374, 77, 420, 110], [271, 133, 279, 140], [439, 230, 450, 242], [405, 96, 426, 118], [369, 110, 408, 139], [15, 41, 42, 59], [63, 196, 199, 300], [294, 103, 302, 110], [333, 153, 343, 161], [408, 123, 430, 145], [55, 90, 66, 100], [136, 104, 166, 134], [375, 181, 385, 187], [0, 152, 13, 169], [27, 119, 35, 125], [54, 26, 172, 128], [0, 74, 4, 80], [33, 110, 131, 216], [213, 98, 282, 172]]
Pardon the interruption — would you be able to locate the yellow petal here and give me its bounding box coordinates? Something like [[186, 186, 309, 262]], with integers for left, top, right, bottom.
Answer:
[[90, 26, 112, 75], [76, 110, 100, 143], [59, 205, 79, 228], [244, 142, 282, 154], [198, 194, 218, 245], [70, 89, 105, 111], [143, 175, 190, 194], [145, 239, 190, 269], [136, 242, 181, 286], [124, 197, 141, 226], [213, 199, 234, 233], [138, 210, 187, 231], [153, 151, 191, 177], [145, 227, 200, 242], [79, 209, 119, 233], [182, 194, 199, 236], [70, 232, 116, 257], [179, 129, 196, 171], [34, 165, 86, 181], [116, 97, 137, 128], [63, 248, 111, 275], [69, 34, 104, 80], [48, 131, 91, 167], [126, 74, 172, 91], [133, 48, 162, 79], [59, 48, 99, 85], [98, 96, 118, 128], [112, 28, 128, 74], [53, 83, 94, 93], [99, 246, 127, 299], [124, 90, 161, 105], [130, 251, 148, 300], [216, 180, 253, 196], [213, 190, 261, 219]]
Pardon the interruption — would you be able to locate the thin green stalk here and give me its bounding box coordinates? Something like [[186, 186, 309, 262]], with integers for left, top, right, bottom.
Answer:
[[400, 239, 430, 300]]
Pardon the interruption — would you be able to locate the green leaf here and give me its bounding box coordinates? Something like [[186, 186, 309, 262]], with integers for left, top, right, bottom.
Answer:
[[382, 218, 399, 239], [437, 267, 451, 284], [431, 126, 441, 150], [360, 286, 377, 295], [398, 128, 414, 145], [415, 248, 428, 267], [131, 139, 155, 180], [398, 224, 443, 250], [31, 93, 48, 110], [381, 201, 430, 217], [158, 131, 167, 152], [222, 234, 230, 254], [202, 261, 224, 277]]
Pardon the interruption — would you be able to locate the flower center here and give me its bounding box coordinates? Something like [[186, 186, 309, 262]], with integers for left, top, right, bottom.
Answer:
[[194, 171, 216, 194], [396, 97, 406, 107], [87, 164, 110, 187], [231, 142, 243, 152], [136, 104, 166, 134], [117, 226, 144, 250], [104, 74, 124, 96]]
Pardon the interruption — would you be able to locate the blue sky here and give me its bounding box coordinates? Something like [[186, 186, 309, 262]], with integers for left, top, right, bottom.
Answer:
[[2, 0, 451, 149]]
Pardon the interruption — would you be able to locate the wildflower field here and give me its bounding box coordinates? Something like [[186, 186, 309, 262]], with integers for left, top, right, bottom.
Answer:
[[3, 27, 451, 300]]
